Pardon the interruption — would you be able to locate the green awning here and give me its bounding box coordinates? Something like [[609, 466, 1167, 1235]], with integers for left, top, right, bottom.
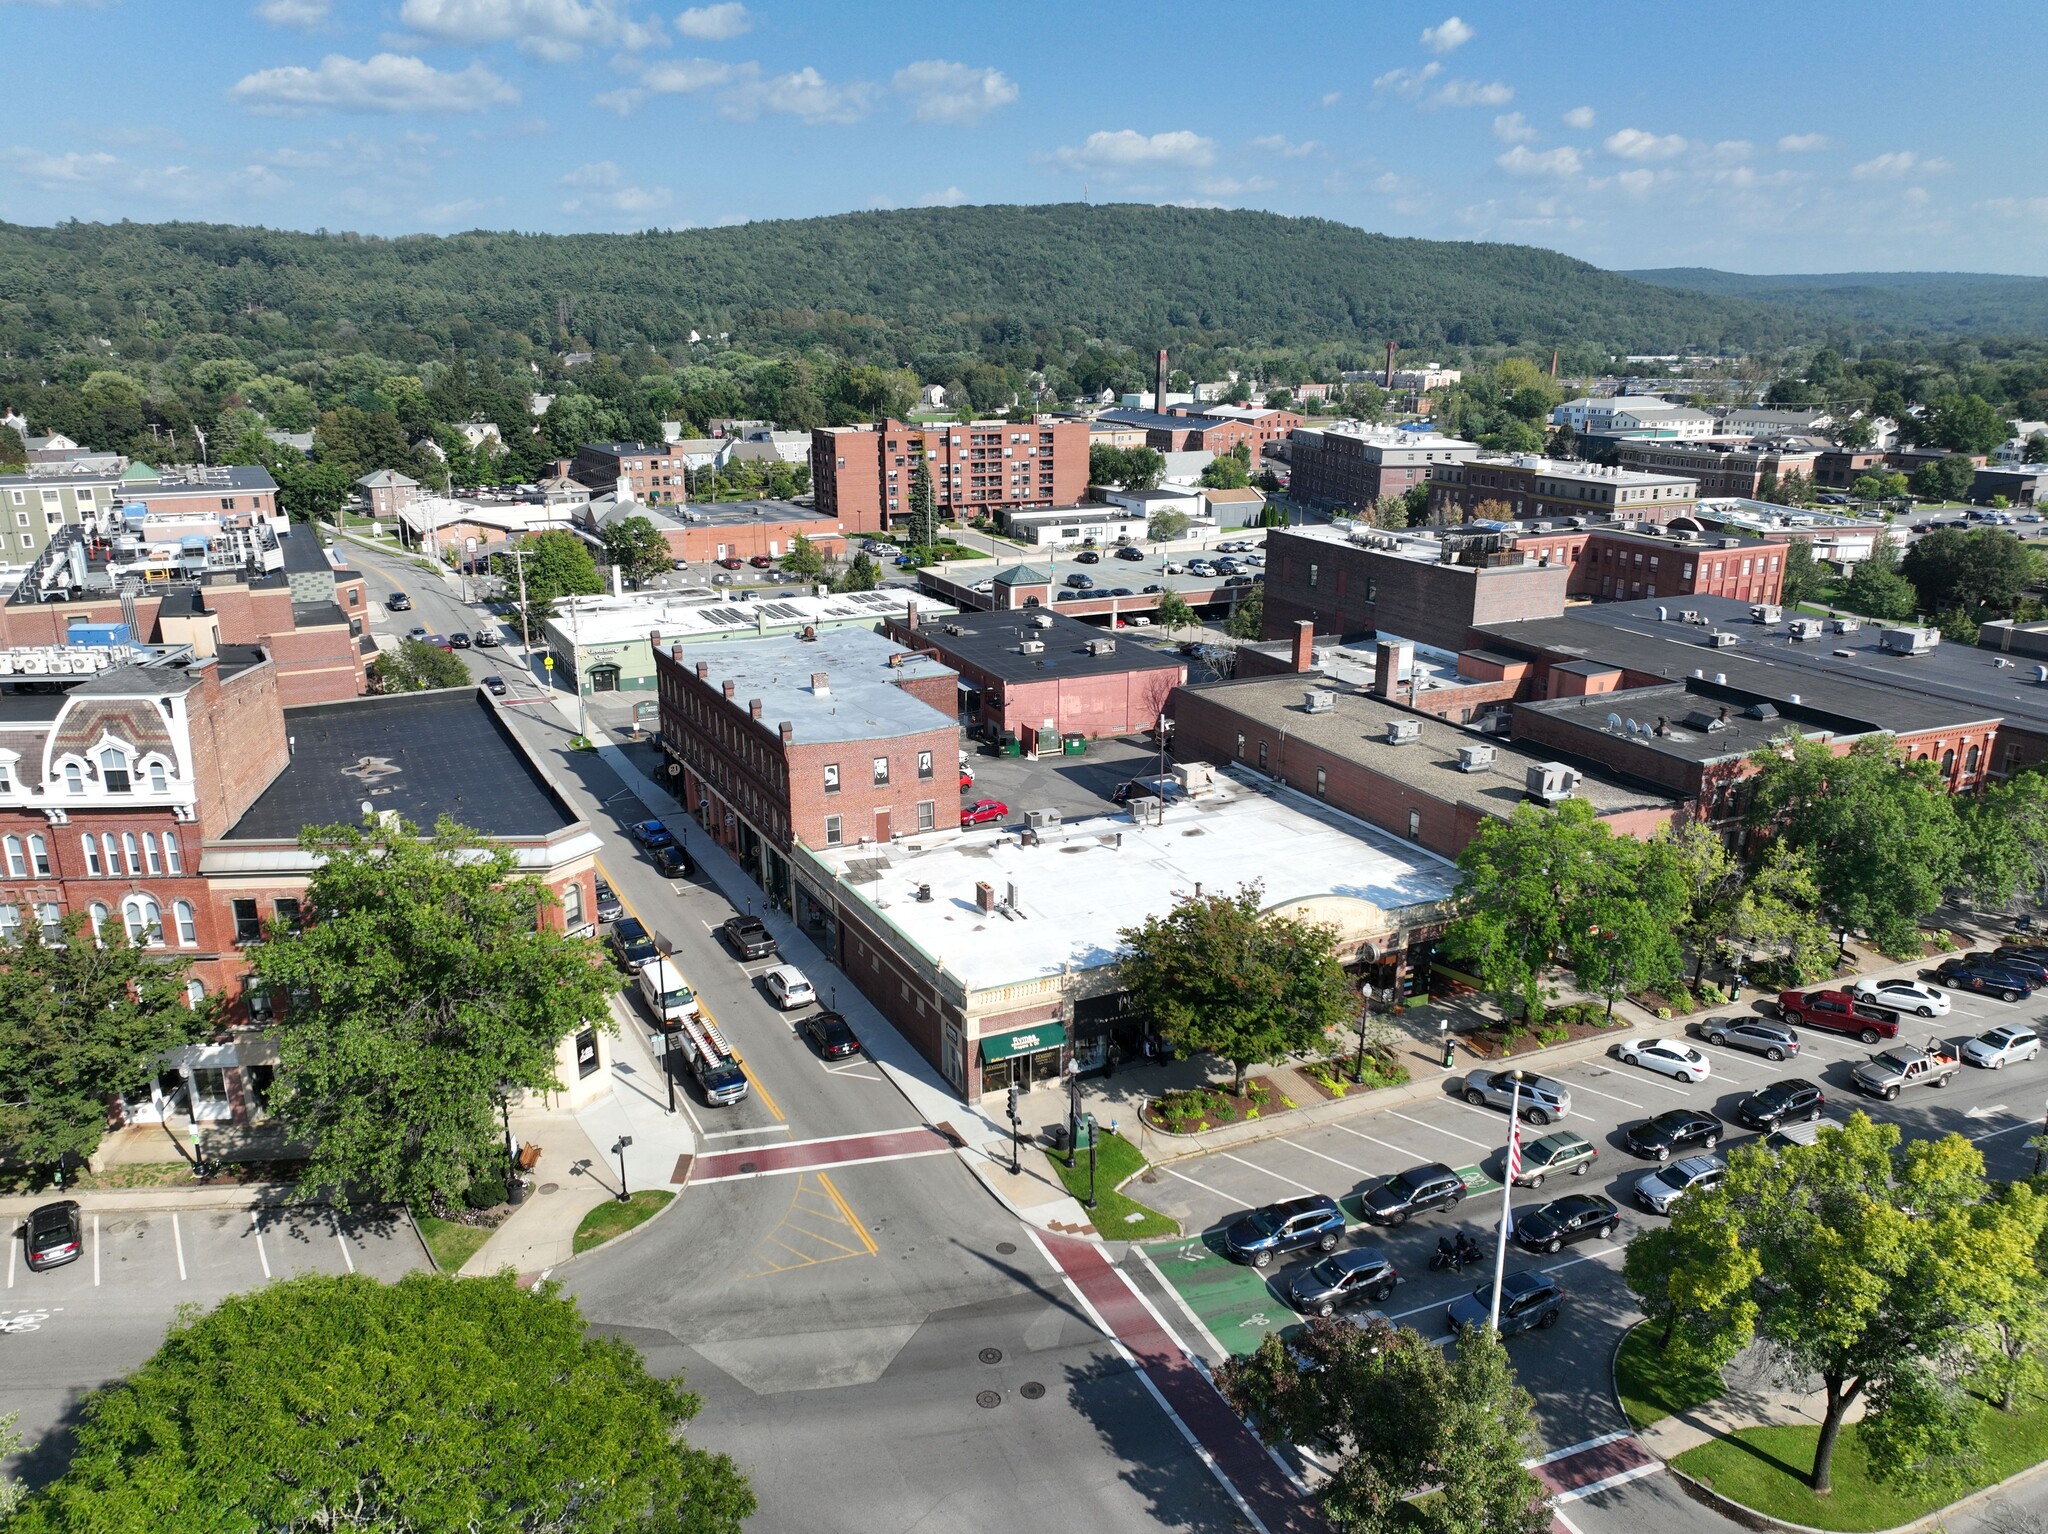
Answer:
[[980, 1024, 1066, 1063]]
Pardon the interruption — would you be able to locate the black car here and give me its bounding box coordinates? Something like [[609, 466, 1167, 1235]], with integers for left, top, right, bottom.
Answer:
[[594, 877, 625, 923], [1445, 1270, 1565, 1337], [448, 632, 472, 649], [386, 592, 412, 611], [1360, 1162, 1465, 1226], [1074, 550, 1101, 565], [1223, 1195, 1345, 1268], [1624, 1108, 1723, 1162], [1063, 573, 1095, 589], [1287, 1246, 1398, 1317], [722, 915, 777, 960], [481, 675, 507, 696], [1980, 949, 2048, 984], [1696, 1016, 1799, 1061], [1114, 546, 1146, 561], [608, 915, 659, 970], [1513, 1193, 1621, 1255], [1736, 1078, 1826, 1132], [649, 842, 690, 878], [801, 1010, 861, 1059], [23, 1200, 82, 1271]]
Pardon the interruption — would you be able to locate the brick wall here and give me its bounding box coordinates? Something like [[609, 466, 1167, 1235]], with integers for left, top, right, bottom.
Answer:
[[1260, 531, 1570, 653], [675, 522, 847, 563], [787, 731, 960, 847], [187, 660, 289, 835]]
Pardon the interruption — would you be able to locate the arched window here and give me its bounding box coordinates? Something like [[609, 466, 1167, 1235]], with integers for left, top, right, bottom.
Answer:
[[122, 895, 161, 946], [100, 747, 131, 794], [1942, 748, 1956, 778], [563, 881, 584, 928], [28, 834, 48, 876], [0, 904, 20, 941], [173, 900, 196, 946], [100, 833, 118, 873], [87, 903, 109, 942], [2, 835, 21, 878], [148, 760, 168, 793], [63, 762, 83, 795], [143, 833, 161, 874], [185, 977, 206, 1010], [1967, 744, 1982, 776], [163, 831, 182, 874], [81, 835, 100, 876], [122, 832, 140, 875]]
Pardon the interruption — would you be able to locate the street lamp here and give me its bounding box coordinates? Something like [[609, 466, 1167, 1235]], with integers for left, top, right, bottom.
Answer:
[[497, 1083, 516, 1183], [612, 1135, 633, 1202]]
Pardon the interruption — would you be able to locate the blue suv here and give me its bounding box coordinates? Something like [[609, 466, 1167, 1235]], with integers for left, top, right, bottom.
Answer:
[[1935, 957, 2036, 1003], [1222, 1195, 1345, 1269]]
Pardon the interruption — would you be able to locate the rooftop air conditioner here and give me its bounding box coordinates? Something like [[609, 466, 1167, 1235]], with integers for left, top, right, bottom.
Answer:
[[1706, 631, 1739, 648], [1018, 640, 1044, 655], [1085, 639, 1117, 656], [1023, 808, 1062, 830], [1456, 743, 1496, 773], [1304, 689, 1336, 713], [1031, 613, 1054, 629], [1789, 619, 1823, 640], [1385, 719, 1422, 746], [1751, 604, 1783, 624], [1528, 762, 1580, 803]]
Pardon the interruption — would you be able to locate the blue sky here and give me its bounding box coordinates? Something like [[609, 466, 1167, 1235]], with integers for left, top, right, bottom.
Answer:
[[3, 0, 2044, 274]]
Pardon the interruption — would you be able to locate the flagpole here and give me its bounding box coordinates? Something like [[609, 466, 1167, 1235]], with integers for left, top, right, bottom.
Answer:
[[1488, 1069, 1523, 1334]]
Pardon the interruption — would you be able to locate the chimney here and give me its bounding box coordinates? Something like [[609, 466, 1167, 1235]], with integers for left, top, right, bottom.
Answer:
[[976, 880, 997, 913], [1549, 348, 1559, 380], [1374, 639, 1415, 700], [1385, 339, 1398, 389], [749, 698, 762, 720], [722, 679, 735, 700], [1292, 619, 1316, 675], [695, 660, 709, 679], [1156, 348, 1169, 410], [905, 601, 919, 631], [779, 721, 793, 744], [810, 671, 830, 696]]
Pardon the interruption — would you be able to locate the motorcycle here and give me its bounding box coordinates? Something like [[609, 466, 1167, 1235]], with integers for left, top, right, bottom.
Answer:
[[1430, 1233, 1486, 1272]]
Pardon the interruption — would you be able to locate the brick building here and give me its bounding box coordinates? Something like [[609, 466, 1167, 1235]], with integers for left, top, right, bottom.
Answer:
[[1092, 405, 1303, 457], [654, 626, 960, 906], [1510, 526, 1790, 606], [1814, 447, 1889, 489], [1287, 425, 1479, 511], [354, 469, 421, 520], [571, 442, 688, 506], [1430, 455, 1698, 525], [582, 496, 848, 565], [1610, 441, 1822, 500], [811, 417, 1091, 533]]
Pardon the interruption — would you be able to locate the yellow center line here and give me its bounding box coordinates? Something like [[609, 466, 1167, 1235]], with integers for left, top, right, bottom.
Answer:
[[816, 1172, 878, 1257]]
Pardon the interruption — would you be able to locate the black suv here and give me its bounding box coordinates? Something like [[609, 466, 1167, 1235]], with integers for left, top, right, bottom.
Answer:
[[1512, 1193, 1621, 1255], [607, 916, 659, 970], [650, 842, 691, 879], [1287, 1246, 1398, 1317], [1624, 1108, 1723, 1162], [1446, 1271, 1565, 1337], [1360, 1163, 1465, 1226], [1736, 1078, 1826, 1132], [1223, 1195, 1345, 1268], [1697, 1017, 1799, 1061], [721, 915, 777, 960]]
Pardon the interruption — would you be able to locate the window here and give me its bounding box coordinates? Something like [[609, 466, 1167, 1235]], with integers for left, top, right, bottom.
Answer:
[[1316, 767, 1327, 797], [273, 897, 302, 933], [872, 756, 889, 786], [562, 882, 583, 929], [143, 833, 161, 874], [232, 898, 263, 945], [122, 832, 141, 874], [245, 980, 275, 1023], [87, 903, 108, 942], [64, 762, 83, 795], [1235, 732, 1245, 758], [82, 835, 100, 876], [163, 831, 181, 874], [122, 895, 161, 946], [1258, 741, 1269, 770], [917, 750, 933, 779], [1307, 562, 1319, 589], [2, 835, 21, 877], [36, 903, 59, 940], [824, 814, 843, 846], [148, 760, 167, 793], [917, 800, 935, 831], [101, 833, 118, 871], [1967, 743, 1982, 776], [186, 978, 206, 1010], [1408, 810, 1422, 841], [823, 762, 840, 794], [100, 748, 130, 794], [174, 901, 197, 945], [0, 903, 22, 941], [0, 759, 12, 793]]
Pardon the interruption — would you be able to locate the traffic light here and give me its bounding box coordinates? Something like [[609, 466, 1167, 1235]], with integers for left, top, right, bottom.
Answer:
[[1006, 1082, 1019, 1124]]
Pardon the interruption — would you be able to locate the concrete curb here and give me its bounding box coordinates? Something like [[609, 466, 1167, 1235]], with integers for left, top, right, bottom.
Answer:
[[0, 1183, 301, 1218], [529, 1188, 684, 1277]]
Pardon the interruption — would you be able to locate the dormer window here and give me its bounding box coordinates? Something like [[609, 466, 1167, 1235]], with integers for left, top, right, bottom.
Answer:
[[100, 748, 130, 794], [64, 762, 83, 795], [148, 760, 167, 793]]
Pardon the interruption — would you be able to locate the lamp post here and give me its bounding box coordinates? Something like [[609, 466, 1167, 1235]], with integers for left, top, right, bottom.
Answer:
[[1086, 1120, 1098, 1210], [497, 1085, 516, 1181], [1486, 1071, 1523, 1335], [612, 1135, 633, 1202]]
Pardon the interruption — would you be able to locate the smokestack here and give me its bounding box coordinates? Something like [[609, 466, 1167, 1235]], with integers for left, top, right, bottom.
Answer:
[[1385, 340, 1398, 390], [1550, 348, 1559, 380], [1155, 348, 1169, 411]]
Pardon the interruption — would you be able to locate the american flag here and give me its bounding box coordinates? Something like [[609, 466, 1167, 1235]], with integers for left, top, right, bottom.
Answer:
[[1505, 1118, 1523, 1183]]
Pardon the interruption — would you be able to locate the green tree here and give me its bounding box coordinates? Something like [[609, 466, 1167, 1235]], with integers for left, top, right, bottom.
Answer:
[[312, 404, 425, 483], [10, 1270, 755, 1533], [1148, 508, 1191, 541], [1911, 453, 1978, 503], [276, 457, 355, 524], [1120, 446, 1166, 491], [1224, 582, 1264, 639], [1400, 483, 1433, 525], [1217, 1313, 1550, 1534], [781, 533, 825, 580], [1778, 540, 1829, 606], [1729, 842, 1837, 984], [1902, 527, 2045, 616], [1657, 820, 1745, 985], [1153, 590, 1197, 630], [2026, 432, 2048, 464], [1116, 882, 1355, 1094], [0, 423, 25, 467], [0, 1411, 22, 1519], [1745, 734, 1962, 954], [504, 528, 603, 625], [906, 455, 938, 550], [1833, 415, 1877, 450], [1200, 453, 1251, 489], [1924, 392, 2012, 455], [248, 816, 618, 1212], [833, 550, 880, 592], [1850, 470, 1910, 502], [1838, 534, 1921, 620], [1956, 770, 2048, 909], [370, 636, 473, 693], [1572, 833, 1688, 1016], [601, 514, 672, 586], [0, 914, 199, 1180]]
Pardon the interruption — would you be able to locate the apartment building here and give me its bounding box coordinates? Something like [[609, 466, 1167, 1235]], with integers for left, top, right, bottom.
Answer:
[[571, 442, 688, 506], [1288, 425, 1479, 510], [1611, 441, 1822, 499], [811, 418, 1090, 533], [1430, 455, 1698, 525]]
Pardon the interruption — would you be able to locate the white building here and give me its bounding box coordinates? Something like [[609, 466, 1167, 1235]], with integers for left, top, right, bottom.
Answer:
[[1001, 504, 1150, 547], [1552, 395, 1715, 439]]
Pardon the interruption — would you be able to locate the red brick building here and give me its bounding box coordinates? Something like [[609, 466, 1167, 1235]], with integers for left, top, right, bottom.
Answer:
[[812, 418, 1091, 532], [1093, 405, 1305, 457], [585, 497, 847, 565], [1288, 425, 1479, 511], [1510, 527, 1789, 606], [1430, 454, 1698, 525], [1611, 441, 1822, 500], [572, 442, 689, 506]]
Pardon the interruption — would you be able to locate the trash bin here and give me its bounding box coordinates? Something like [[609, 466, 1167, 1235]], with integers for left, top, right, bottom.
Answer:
[[1061, 734, 1086, 756], [999, 733, 1022, 758]]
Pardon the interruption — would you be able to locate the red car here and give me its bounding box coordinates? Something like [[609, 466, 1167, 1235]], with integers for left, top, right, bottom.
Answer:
[[749, 555, 774, 568], [718, 558, 744, 570], [1775, 989, 1900, 1044], [962, 799, 1009, 826], [958, 769, 975, 791]]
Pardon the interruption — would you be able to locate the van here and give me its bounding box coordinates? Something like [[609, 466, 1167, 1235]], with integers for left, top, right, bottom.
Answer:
[[637, 957, 699, 1025]]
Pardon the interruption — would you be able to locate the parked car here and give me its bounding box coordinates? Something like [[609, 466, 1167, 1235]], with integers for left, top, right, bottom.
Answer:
[[1963, 1024, 2043, 1069], [649, 842, 690, 878], [448, 632, 471, 649], [1115, 546, 1146, 561], [1735, 1078, 1826, 1131], [631, 819, 676, 850], [1461, 1069, 1571, 1125], [1850, 978, 1950, 1017], [763, 964, 817, 1010], [958, 768, 976, 791], [1695, 1016, 1800, 1061], [1512, 1193, 1621, 1255], [1223, 1195, 1345, 1268], [1933, 958, 2035, 1003], [608, 916, 660, 971], [1064, 572, 1095, 589], [962, 798, 1009, 826], [594, 877, 625, 924], [749, 555, 774, 568], [23, 1200, 82, 1271], [1624, 1108, 1723, 1162], [1635, 1154, 1727, 1215], [1777, 989, 1900, 1043], [481, 675, 507, 696], [1615, 1037, 1711, 1083], [1287, 1246, 1398, 1317], [1074, 550, 1101, 565], [473, 629, 500, 648], [721, 915, 777, 960], [1851, 1043, 1960, 1100], [801, 1010, 861, 1059], [386, 592, 412, 611], [1445, 1271, 1564, 1337], [407, 625, 429, 640], [1511, 1129, 1597, 1189], [1360, 1162, 1466, 1226]]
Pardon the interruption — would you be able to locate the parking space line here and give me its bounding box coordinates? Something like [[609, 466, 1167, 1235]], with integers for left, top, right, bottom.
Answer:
[[1564, 1081, 1647, 1112], [1542, 1244, 1624, 1276], [1692, 1043, 1780, 1075], [250, 1211, 272, 1279], [92, 1214, 100, 1286], [172, 1212, 187, 1281], [1332, 1123, 1429, 1160], [334, 1216, 356, 1274], [1388, 1110, 1493, 1150], [1593, 1067, 1693, 1098], [1159, 1164, 1238, 1203], [1216, 1151, 1322, 1194], [1275, 1139, 1372, 1177]]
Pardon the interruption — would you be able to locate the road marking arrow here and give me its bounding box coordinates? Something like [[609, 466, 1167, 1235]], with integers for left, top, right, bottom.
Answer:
[[1966, 1104, 2011, 1120]]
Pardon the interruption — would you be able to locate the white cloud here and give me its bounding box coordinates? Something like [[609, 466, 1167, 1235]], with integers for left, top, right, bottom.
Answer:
[[1419, 15, 1474, 52], [1, 147, 121, 185], [1425, 78, 1511, 109], [1496, 144, 1581, 178], [918, 185, 966, 206], [1615, 168, 1655, 194], [1371, 62, 1440, 101], [1561, 105, 1594, 129], [1194, 175, 1274, 197], [558, 158, 672, 215], [0, 145, 287, 202], [1248, 134, 1319, 157], [674, 1, 749, 39], [1319, 90, 1342, 108], [255, 0, 331, 24], [1491, 112, 1535, 144], [418, 195, 499, 224], [1852, 150, 1951, 179], [1776, 132, 1830, 153], [594, 88, 644, 113], [642, 55, 745, 92], [891, 60, 1017, 125], [720, 67, 876, 124], [231, 53, 520, 115], [1604, 127, 1687, 161], [397, 0, 664, 61], [1052, 129, 1217, 169], [1370, 172, 1405, 195]]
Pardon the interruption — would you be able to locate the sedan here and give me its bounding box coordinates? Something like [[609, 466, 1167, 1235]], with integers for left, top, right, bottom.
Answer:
[[718, 558, 744, 570], [1963, 1025, 2043, 1069], [386, 593, 413, 612], [1074, 550, 1101, 565], [1616, 1038, 1711, 1083], [1288, 1246, 1398, 1317], [749, 555, 774, 568], [649, 842, 690, 878], [1223, 1195, 1345, 1268], [962, 798, 1009, 826], [1850, 978, 1950, 1018], [481, 675, 507, 696], [1445, 1271, 1565, 1337], [607, 916, 659, 971], [1114, 546, 1146, 561], [594, 877, 625, 924], [448, 632, 472, 649], [1735, 1077, 1826, 1131], [801, 1010, 861, 1059], [1696, 1016, 1799, 1060], [407, 625, 429, 640], [1635, 1154, 1727, 1215], [631, 819, 676, 850], [1512, 1130, 1597, 1189], [1624, 1108, 1723, 1162], [1513, 1193, 1621, 1255], [1461, 1069, 1571, 1125], [23, 1199, 82, 1271], [1360, 1162, 1465, 1226]]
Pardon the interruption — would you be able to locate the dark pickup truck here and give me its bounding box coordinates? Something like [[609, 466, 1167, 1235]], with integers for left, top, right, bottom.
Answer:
[[721, 915, 777, 961], [1775, 989, 1900, 1045]]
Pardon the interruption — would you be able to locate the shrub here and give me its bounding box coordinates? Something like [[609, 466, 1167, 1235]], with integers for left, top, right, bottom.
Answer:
[[1932, 930, 1957, 952], [1533, 1022, 1568, 1047], [1695, 981, 1728, 1007], [1155, 1086, 1234, 1132], [1666, 987, 1696, 1015]]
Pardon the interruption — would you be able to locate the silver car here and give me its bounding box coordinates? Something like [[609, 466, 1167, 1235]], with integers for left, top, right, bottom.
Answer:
[[1634, 1153, 1727, 1215], [1461, 1069, 1572, 1126]]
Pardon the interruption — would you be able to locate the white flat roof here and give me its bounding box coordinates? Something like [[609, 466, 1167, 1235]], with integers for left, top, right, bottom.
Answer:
[[814, 769, 1459, 995], [545, 589, 957, 648]]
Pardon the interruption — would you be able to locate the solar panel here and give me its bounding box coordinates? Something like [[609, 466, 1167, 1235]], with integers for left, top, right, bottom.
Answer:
[[760, 603, 803, 621], [696, 609, 747, 628]]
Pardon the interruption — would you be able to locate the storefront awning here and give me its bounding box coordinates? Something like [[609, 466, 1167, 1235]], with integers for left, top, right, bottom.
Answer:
[[980, 1023, 1066, 1063]]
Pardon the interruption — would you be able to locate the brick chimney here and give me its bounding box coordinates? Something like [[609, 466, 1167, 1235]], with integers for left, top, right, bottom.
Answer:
[[722, 679, 735, 700], [905, 601, 919, 631], [749, 698, 762, 720], [1155, 348, 1169, 409], [695, 660, 709, 679], [1292, 620, 1316, 675], [811, 672, 830, 696], [779, 721, 794, 744]]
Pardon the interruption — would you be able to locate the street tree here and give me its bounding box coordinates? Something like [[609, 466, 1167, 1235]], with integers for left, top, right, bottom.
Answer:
[[1148, 508, 1192, 541], [780, 533, 826, 580], [370, 637, 472, 693], [1910, 453, 1978, 504], [906, 456, 938, 550], [501, 528, 603, 627], [833, 551, 880, 592], [1569, 833, 1688, 1015], [1902, 527, 2045, 616], [1117, 882, 1354, 1094], [249, 816, 618, 1212], [1745, 734, 1962, 953], [9, 1271, 756, 1534], [1201, 443, 1253, 489], [0, 914, 200, 1181], [1955, 771, 2048, 908], [1153, 590, 1197, 630], [1224, 583, 1264, 639], [1778, 540, 1830, 607], [1652, 820, 1744, 985], [2028, 432, 2048, 465], [601, 514, 672, 586], [1218, 1313, 1550, 1534], [1924, 392, 2013, 455], [1850, 470, 1910, 503]]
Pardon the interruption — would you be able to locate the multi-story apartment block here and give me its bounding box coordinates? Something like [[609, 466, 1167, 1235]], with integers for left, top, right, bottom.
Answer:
[[1288, 425, 1480, 511], [1430, 455, 1698, 526], [811, 418, 1090, 533], [571, 442, 688, 506], [1611, 441, 1821, 499]]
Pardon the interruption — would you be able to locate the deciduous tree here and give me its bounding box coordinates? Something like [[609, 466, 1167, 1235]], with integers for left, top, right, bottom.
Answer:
[[1224, 582, 1264, 639], [780, 533, 825, 580], [833, 551, 880, 592], [601, 513, 672, 586], [502, 528, 603, 626], [1838, 533, 1922, 621], [370, 637, 472, 693], [1153, 590, 1196, 630], [1902, 527, 2045, 616], [1779, 539, 1830, 607]]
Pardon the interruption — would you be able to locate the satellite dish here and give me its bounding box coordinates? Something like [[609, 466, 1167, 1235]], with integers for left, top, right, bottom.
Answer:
[[1605, 712, 1623, 733]]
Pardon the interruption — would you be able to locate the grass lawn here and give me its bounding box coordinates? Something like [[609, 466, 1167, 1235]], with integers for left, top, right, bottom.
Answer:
[[1613, 1324, 1724, 1430], [415, 1214, 492, 1273], [572, 1189, 674, 1254], [1042, 1131, 1180, 1239], [1674, 1393, 2048, 1532]]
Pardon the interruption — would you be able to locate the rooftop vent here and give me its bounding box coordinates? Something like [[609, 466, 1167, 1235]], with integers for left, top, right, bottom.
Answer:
[[1304, 689, 1336, 713], [1456, 743, 1496, 773], [1031, 613, 1054, 629], [1751, 604, 1783, 624], [1024, 807, 1062, 830], [1789, 619, 1823, 640], [1018, 639, 1045, 655], [1746, 702, 1778, 721], [1385, 719, 1422, 746], [1706, 631, 1739, 648], [1085, 639, 1117, 656]]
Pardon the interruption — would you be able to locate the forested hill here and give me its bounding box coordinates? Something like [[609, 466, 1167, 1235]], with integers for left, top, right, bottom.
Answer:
[[1627, 267, 2048, 340], [0, 204, 1783, 371]]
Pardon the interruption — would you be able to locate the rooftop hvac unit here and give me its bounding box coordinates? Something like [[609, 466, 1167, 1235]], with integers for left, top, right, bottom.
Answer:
[[1789, 619, 1823, 640], [1456, 743, 1496, 773], [1751, 604, 1783, 624], [1303, 689, 1336, 713], [1880, 626, 1939, 655], [1018, 640, 1045, 655], [1706, 631, 1739, 648], [1085, 639, 1117, 656], [1833, 618, 1860, 634], [1023, 807, 1062, 830], [1385, 719, 1422, 746], [1528, 762, 1581, 803], [1174, 761, 1217, 794], [1031, 613, 1054, 629], [1679, 609, 1699, 622]]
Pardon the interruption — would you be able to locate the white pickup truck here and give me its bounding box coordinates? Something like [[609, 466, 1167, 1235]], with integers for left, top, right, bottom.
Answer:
[[1850, 1043, 1961, 1100]]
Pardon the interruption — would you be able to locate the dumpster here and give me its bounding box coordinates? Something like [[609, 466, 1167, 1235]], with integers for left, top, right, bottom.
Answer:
[[1061, 733, 1086, 756]]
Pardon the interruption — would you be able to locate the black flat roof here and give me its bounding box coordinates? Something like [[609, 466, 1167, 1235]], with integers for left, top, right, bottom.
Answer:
[[911, 610, 1186, 684], [223, 688, 578, 841]]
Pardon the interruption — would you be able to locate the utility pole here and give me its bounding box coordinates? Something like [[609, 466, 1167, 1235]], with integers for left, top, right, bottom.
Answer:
[[502, 544, 535, 657]]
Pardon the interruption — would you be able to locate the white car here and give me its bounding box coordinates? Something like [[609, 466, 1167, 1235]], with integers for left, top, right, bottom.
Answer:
[[1851, 978, 1950, 1018], [972, 580, 995, 594], [1963, 1024, 2042, 1069], [1616, 1038, 1712, 1083], [763, 964, 817, 1010]]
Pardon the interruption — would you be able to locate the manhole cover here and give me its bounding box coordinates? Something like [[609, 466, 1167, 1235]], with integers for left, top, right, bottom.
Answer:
[[996, 1241, 1017, 1255], [737, 1162, 757, 1174], [978, 1347, 1003, 1365], [976, 1391, 1002, 1409], [537, 1183, 560, 1195], [1019, 1381, 1045, 1400]]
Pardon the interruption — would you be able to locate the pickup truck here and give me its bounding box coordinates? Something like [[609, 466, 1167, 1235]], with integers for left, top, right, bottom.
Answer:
[[1850, 1043, 1960, 1100], [1776, 989, 1900, 1045]]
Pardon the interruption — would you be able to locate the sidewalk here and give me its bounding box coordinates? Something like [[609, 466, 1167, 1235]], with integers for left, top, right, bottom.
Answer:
[[1632, 1346, 1867, 1462]]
